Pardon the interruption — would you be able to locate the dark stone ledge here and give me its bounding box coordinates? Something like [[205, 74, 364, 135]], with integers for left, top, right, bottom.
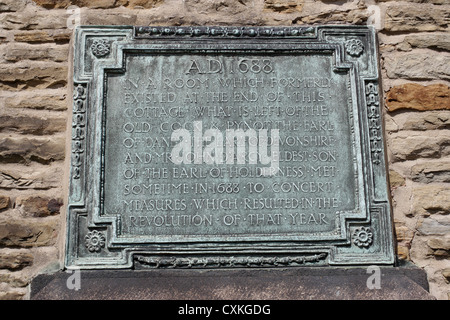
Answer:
[[30, 262, 434, 300]]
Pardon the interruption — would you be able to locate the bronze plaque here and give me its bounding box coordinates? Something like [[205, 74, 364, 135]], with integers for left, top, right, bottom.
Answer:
[[67, 26, 395, 269]]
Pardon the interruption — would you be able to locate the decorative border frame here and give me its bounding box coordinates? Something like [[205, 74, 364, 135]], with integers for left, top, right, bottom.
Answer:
[[66, 26, 395, 269]]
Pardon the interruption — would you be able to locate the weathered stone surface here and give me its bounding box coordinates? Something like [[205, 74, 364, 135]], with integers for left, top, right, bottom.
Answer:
[[3, 44, 69, 63], [386, 109, 450, 131], [132, 2, 265, 26], [394, 220, 413, 260], [402, 111, 450, 131], [397, 245, 410, 260], [383, 115, 399, 133], [386, 83, 450, 112], [31, 0, 162, 9], [0, 64, 68, 91], [14, 31, 71, 44], [264, 0, 304, 13], [4, 91, 67, 110], [0, 135, 65, 164], [384, 52, 450, 80], [410, 186, 450, 216], [427, 238, 450, 250], [442, 268, 450, 282], [0, 164, 63, 189], [0, 115, 67, 135], [125, 0, 163, 8], [32, 0, 111, 8], [384, 3, 450, 32], [183, 0, 254, 15], [0, 288, 26, 300], [418, 217, 450, 235], [296, 8, 369, 25], [396, 225, 414, 243], [388, 131, 450, 162], [389, 169, 406, 188], [427, 237, 450, 256], [82, 10, 138, 26], [0, 218, 58, 247], [0, 196, 9, 211], [0, 250, 33, 270], [16, 196, 63, 217], [0, 271, 30, 287], [411, 161, 450, 183], [0, 11, 68, 30], [0, 0, 27, 12], [378, 0, 448, 4], [403, 33, 450, 51]]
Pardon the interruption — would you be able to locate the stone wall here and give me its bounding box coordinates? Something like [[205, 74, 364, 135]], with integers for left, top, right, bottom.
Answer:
[[0, 0, 448, 300]]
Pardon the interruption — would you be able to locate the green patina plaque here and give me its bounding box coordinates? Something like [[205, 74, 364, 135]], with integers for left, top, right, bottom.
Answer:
[[66, 26, 395, 269]]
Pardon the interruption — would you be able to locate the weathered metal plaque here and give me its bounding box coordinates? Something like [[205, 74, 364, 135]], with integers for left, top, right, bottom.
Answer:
[[66, 26, 395, 269]]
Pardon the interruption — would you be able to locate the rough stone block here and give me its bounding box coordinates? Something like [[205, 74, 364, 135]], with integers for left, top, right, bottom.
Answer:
[[410, 186, 450, 216], [386, 83, 450, 112], [0, 249, 33, 270], [388, 131, 450, 162], [384, 3, 450, 32], [0, 287, 26, 300], [411, 161, 450, 183], [81, 10, 138, 26], [442, 268, 450, 282], [0, 0, 27, 12], [16, 196, 63, 217], [384, 52, 450, 80], [0, 270, 30, 287], [0, 11, 68, 30], [427, 237, 450, 257], [296, 8, 369, 25], [396, 245, 410, 261], [3, 44, 69, 63], [4, 91, 67, 110], [0, 218, 58, 247], [31, 0, 162, 9], [389, 169, 406, 188], [0, 164, 63, 189], [0, 64, 68, 91], [378, 0, 448, 3], [402, 111, 450, 131], [0, 115, 67, 135], [264, 0, 304, 13], [183, 0, 253, 15], [417, 217, 450, 236], [14, 31, 71, 44], [395, 225, 414, 243], [0, 135, 65, 164], [0, 196, 9, 211], [403, 33, 450, 51]]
